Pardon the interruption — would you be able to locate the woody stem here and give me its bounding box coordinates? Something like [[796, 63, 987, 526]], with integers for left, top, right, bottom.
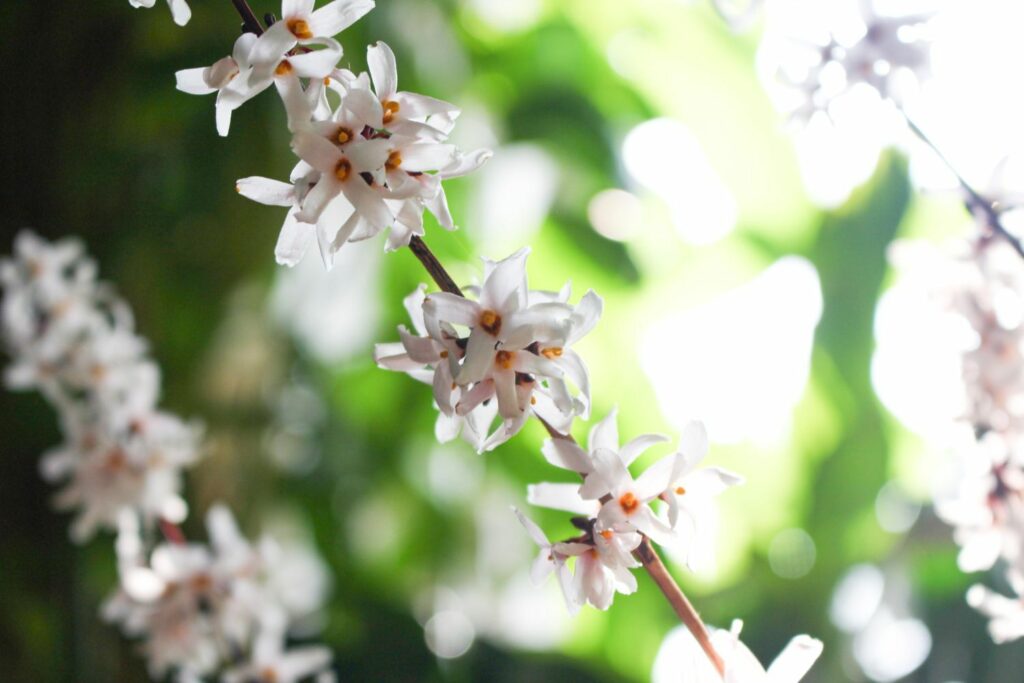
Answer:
[[903, 114, 1024, 259]]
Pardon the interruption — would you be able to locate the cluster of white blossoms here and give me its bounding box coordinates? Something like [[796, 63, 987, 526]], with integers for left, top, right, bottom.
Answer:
[[1, 231, 334, 682], [375, 248, 600, 452], [175, 0, 490, 267], [521, 411, 743, 612], [109, 0, 828, 678], [911, 238, 1024, 644], [106, 507, 332, 683], [759, 0, 932, 124], [1, 230, 197, 541]]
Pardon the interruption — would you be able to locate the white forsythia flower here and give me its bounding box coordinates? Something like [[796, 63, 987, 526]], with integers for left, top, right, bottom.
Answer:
[[1, 231, 201, 542], [129, 0, 191, 27], [378, 249, 599, 451], [524, 412, 741, 612], [237, 40, 490, 265], [936, 435, 1024, 573], [105, 506, 332, 682], [654, 619, 823, 682], [760, 0, 932, 123], [176, 34, 343, 136], [512, 507, 587, 614], [42, 411, 199, 543], [968, 574, 1024, 644], [248, 0, 375, 75]]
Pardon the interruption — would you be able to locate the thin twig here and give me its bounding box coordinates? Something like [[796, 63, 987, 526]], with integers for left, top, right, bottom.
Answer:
[[904, 115, 1024, 259], [231, 0, 264, 35], [408, 236, 464, 296]]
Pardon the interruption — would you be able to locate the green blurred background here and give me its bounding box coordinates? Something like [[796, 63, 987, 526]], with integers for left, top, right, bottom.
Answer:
[[2, 0, 1023, 681]]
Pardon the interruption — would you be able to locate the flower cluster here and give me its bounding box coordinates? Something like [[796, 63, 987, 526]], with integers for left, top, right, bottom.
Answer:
[[916, 238, 1024, 643], [760, 0, 932, 124], [175, 0, 489, 268], [521, 410, 743, 612], [1, 230, 198, 541], [1, 231, 334, 682], [122, 0, 828, 677], [375, 248, 600, 452], [106, 507, 332, 683]]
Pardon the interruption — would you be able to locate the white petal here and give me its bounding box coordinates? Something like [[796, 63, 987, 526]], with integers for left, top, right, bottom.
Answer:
[[588, 407, 619, 453], [175, 68, 216, 95], [527, 483, 597, 516], [619, 433, 669, 467], [367, 41, 398, 101], [308, 0, 376, 37], [766, 636, 824, 683], [236, 176, 295, 207], [541, 438, 591, 474], [274, 209, 314, 267]]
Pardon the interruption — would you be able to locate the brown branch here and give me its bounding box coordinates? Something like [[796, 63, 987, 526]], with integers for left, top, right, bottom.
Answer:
[[903, 115, 1024, 260], [159, 518, 187, 545], [231, 0, 264, 35], [408, 236, 464, 296]]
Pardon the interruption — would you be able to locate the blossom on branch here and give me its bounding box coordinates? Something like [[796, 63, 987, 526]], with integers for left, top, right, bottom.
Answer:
[[377, 248, 599, 451], [128, 0, 191, 27]]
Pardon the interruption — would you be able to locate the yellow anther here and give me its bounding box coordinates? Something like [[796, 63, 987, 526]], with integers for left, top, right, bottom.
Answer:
[[600, 529, 613, 541], [495, 350, 515, 369], [440, 350, 449, 359], [619, 492, 639, 514], [334, 158, 352, 182], [479, 309, 502, 335], [336, 127, 353, 144], [286, 18, 313, 39], [275, 60, 293, 76], [675, 486, 687, 495], [541, 347, 563, 359], [385, 150, 403, 170], [382, 100, 400, 124]]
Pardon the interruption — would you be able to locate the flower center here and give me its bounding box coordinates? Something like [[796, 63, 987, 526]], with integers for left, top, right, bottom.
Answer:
[[287, 18, 313, 40], [600, 529, 613, 541], [335, 127, 353, 144], [274, 60, 293, 76], [675, 486, 687, 495], [385, 150, 403, 170], [541, 347, 563, 359], [105, 448, 127, 471], [382, 100, 400, 124], [335, 159, 352, 182], [618, 491, 639, 515], [260, 668, 279, 683], [495, 350, 515, 369], [479, 309, 502, 335]]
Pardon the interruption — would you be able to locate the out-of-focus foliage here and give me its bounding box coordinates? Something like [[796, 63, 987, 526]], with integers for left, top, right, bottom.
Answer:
[[3, 0, 1024, 681]]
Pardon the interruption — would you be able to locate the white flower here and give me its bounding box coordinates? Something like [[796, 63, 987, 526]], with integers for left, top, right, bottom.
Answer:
[[638, 421, 744, 568], [653, 619, 823, 683], [512, 507, 585, 614], [248, 0, 375, 74], [176, 35, 343, 136], [390, 248, 598, 450], [366, 41, 460, 140], [44, 412, 199, 543], [968, 575, 1024, 644], [129, 0, 191, 27], [222, 622, 332, 683]]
